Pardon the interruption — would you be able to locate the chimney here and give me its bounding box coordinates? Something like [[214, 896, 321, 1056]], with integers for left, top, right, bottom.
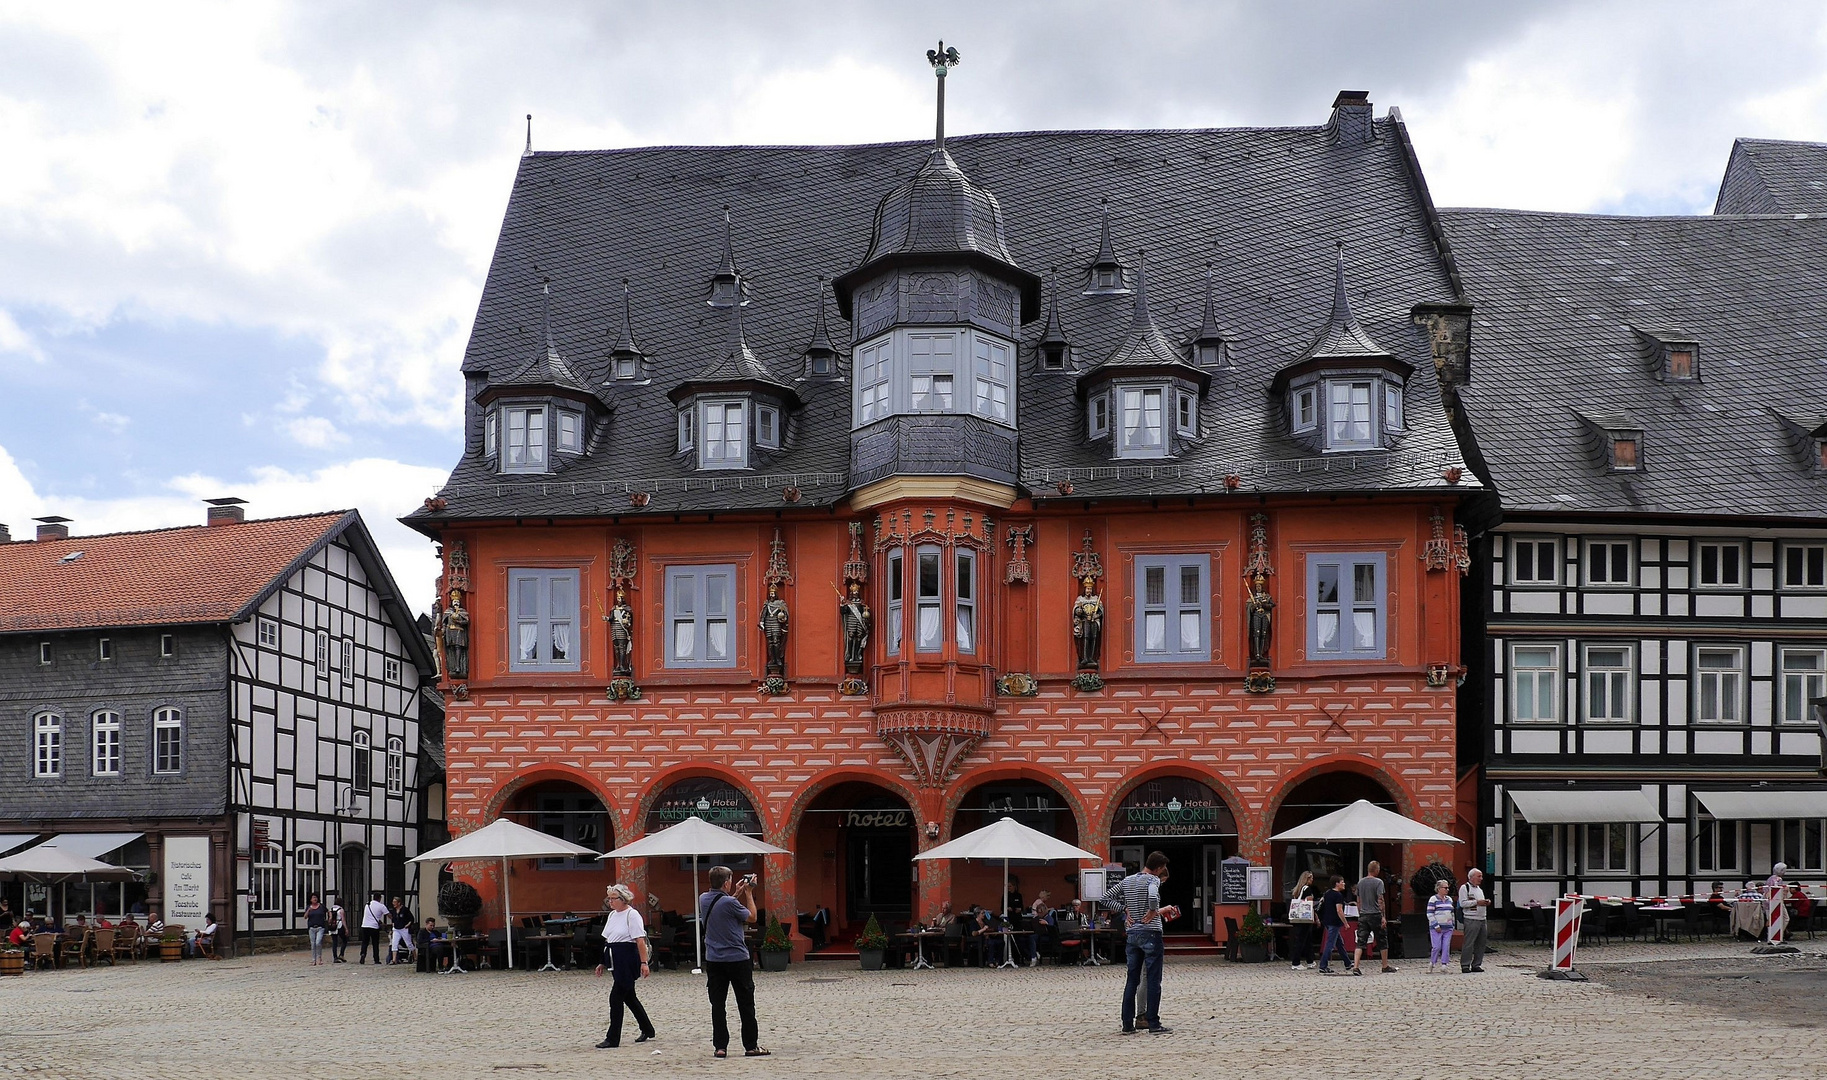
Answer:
[[1328, 90, 1374, 145], [205, 497, 248, 526], [0, 523, 11, 543], [34, 515, 71, 541]]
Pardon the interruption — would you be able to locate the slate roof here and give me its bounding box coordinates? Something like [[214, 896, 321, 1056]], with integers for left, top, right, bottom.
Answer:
[[0, 512, 348, 632], [1714, 138, 1827, 215], [1440, 208, 1827, 518], [412, 114, 1475, 526]]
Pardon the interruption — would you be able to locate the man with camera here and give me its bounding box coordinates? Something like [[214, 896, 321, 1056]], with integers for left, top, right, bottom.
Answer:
[[699, 866, 770, 1058]]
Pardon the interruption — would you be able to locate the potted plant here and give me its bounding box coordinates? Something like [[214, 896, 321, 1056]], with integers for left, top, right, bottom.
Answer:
[[0, 947, 23, 977], [856, 914, 889, 971], [757, 914, 792, 972], [1236, 908, 1273, 963], [159, 929, 185, 962], [438, 880, 484, 936]]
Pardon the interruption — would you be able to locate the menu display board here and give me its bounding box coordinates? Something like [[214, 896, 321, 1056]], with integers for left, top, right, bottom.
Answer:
[[163, 836, 210, 923]]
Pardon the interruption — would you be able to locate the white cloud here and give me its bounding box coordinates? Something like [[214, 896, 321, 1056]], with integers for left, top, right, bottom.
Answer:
[[0, 308, 45, 362], [285, 415, 348, 448], [0, 446, 448, 614]]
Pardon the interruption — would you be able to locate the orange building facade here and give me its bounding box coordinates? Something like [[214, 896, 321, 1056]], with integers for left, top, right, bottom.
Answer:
[[410, 85, 1481, 946]]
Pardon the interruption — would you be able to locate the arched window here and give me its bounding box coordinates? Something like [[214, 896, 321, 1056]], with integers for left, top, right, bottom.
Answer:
[[294, 845, 324, 913], [91, 710, 121, 777], [33, 712, 61, 778], [386, 737, 405, 796], [252, 842, 284, 914], [353, 730, 371, 789], [152, 708, 183, 774]]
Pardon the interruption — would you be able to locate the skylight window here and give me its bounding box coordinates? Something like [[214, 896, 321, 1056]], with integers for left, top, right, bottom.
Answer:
[[58, 551, 83, 564]]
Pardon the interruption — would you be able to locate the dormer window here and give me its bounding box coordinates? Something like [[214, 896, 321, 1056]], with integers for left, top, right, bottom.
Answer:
[[1193, 338, 1226, 369], [1327, 380, 1374, 449], [1291, 387, 1318, 433], [1667, 347, 1695, 379], [1089, 266, 1125, 293], [1089, 393, 1109, 438], [1817, 439, 1827, 471], [1041, 340, 1068, 371], [1283, 373, 1404, 452], [1117, 385, 1166, 457], [677, 410, 695, 452], [485, 412, 498, 455], [1610, 433, 1641, 471], [756, 404, 781, 449], [708, 277, 744, 308], [700, 400, 746, 469], [809, 350, 834, 377], [611, 352, 639, 380], [850, 327, 1018, 429], [1175, 389, 1197, 437], [1638, 329, 1700, 382], [555, 408, 583, 452], [1384, 382, 1404, 431], [503, 405, 547, 472]]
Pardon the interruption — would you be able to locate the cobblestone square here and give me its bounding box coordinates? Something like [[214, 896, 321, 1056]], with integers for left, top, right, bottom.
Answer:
[[3, 941, 1823, 1079]]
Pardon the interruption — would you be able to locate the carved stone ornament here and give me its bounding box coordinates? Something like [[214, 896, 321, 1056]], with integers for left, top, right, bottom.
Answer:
[[446, 539, 471, 592], [996, 672, 1039, 697], [1244, 670, 1275, 694], [876, 706, 988, 787], [1004, 525, 1034, 584], [437, 588, 470, 682], [1243, 512, 1275, 693], [1070, 672, 1105, 693], [1421, 509, 1474, 577], [607, 677, 642, 703], [1426, 663, 1451, 688]]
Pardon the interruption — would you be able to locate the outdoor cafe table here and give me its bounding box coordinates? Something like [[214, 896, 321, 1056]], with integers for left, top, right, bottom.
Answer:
[[441, 934, 487, 974], [524, 931, 572, 972], [543, 916, 592, 969], [1079, 925, 1124, 966], [976, 929, 1037, 969], [895, 929, 943, 970], [1642, 903, 1684, 943]]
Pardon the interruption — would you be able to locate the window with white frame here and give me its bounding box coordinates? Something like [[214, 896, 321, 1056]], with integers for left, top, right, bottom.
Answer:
[[1510, 644, 1561, 723], [677, 409, 695, 452], [258, 617, 279, 648], [1291, 386, 1317, 433], [1307, 553, 1386, 660], [98, 637, 112, 661], [555, 408, 583, 452], [38, 641, 51, 665], [1511, 818, 1559, 873], [1695, 542, 1744, 589], [700, 400, 747, 468], [1783, 543, 1827, 589], [384, 656, 402, 684], [971, 335, 1011, 422], [1118, 385, 1166, 457], [1780, 648, 1826, 725], [353, 730, 372, 789], [1088, 393, 1109, 438], [91, 710, 121, 777], [160, 634, 175, 658], [340, 639, 355, 684], [152, 707, 182, 774], [502, 405, 548, 473], [315, 631, 330, 680], [664, 564, 736, 668], [756, 404, 780, 449], [1174, 389, 1197, 437], [885, 548, 905, 657], [1586, 540, 1633, 586], [34, 711, 61, 778], [1695, 646, 1744, 723], [386, 737, 404, 796], [252, 843, 283, 913], [1135, 555, 1210, 663], [294, 846, 324, 911], [856, 338, 891, 423], [1583, 823, 1632, 872], [1327, 380, 1374, 449], [1583, 645, 1633, 723], [1694, 814, 1740, 873], [1511, 538, 1559, 586], [1777, 818, 1825, 871], [612, 351, 639, 380], [508, 568, 580, 672], [486, 411, 497, 456], [1384, 381, 1404, 432], [954, 549, 977, 653], [915, 546, 943, 653], [909, 332, 956, 412]]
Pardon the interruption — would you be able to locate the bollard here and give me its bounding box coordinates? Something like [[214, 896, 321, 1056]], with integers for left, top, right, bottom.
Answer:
[[1538, 895, 1587, 981], [1751, 885, 1799, 955]]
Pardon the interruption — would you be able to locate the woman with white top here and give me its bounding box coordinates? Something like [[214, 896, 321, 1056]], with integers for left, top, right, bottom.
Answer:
[[593, 884, 657, 1049]]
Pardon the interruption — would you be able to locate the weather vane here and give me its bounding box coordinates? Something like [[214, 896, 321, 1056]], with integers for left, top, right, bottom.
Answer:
[[926, 40, 961, 150]]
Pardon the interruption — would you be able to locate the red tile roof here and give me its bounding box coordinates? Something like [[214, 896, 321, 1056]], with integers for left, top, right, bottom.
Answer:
[[0, 512, 352, 633]]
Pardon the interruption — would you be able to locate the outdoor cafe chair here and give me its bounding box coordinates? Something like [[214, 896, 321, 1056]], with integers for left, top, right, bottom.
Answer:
[[91, 929, 116, 966], [648, 925, 677, 971], [113, 923, 139, 963], [59, 932, 86, 969], [940, 920, 966, 967], [1222, 917, 1242, 963], [32, 933, 57, 971]]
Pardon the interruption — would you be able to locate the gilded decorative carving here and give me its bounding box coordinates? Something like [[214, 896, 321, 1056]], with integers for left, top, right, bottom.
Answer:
[[1243, 513, 1275, 693], [606, 537, 640, 701], [760, 528, 792, 695], [996, 672, 1039, 697], [1070, 531, 1104, 679], [839, 522, 871, 696], [1004, 524, 1034, 584]]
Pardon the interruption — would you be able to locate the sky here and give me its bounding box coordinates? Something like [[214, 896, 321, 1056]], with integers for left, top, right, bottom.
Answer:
[[2, 0, 1825, 614]]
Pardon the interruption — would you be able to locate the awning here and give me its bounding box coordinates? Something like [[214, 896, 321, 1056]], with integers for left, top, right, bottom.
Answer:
[[41, 832, 143, 860], [1509, 789, 1663, 824], [1695, 790, 1827, 821], [0, 835, 37, 857]]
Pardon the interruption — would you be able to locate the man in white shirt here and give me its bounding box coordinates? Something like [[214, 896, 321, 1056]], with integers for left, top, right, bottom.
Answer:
[[360, 891, 388, 965], [1457, 868, 1491, 973]]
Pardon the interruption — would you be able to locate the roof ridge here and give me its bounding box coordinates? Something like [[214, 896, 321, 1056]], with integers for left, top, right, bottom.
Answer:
[[3, 511, 351, 546]]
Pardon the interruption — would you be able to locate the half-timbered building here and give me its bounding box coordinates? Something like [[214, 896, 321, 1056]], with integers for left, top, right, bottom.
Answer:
[[408, 76, 1480, 949], [1443, 178, 1827, 903], [0, 503, 438, 943]]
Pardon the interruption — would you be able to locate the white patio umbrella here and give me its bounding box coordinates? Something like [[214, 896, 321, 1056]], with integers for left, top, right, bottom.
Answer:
[[603, 815, 789, 974], [1268, 799, 1460, 878], [0, 845, 140, 883], [914, 816, 1101, 918], [411, 817, 601, 970]]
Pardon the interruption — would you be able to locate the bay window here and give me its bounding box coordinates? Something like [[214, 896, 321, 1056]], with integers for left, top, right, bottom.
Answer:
[[971, 336, 1011, 422], [850, 327, 1020, 429], [503, 406, 547, 472], [915, 546, 943, 653], [886, 549, 905, 657], [1118, 386, 1165, 457], [1284, 372, 1405, 451], [700, 400, 746, 468], [1328, 380, 1373, 448], [955, 550, 977, 653]]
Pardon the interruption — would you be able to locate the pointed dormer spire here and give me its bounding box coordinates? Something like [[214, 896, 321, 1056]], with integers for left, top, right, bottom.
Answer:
[[1191, 262, 1231, 369], [484, 276, 595, 399], [926, 41, 960, 152], [1130, 250, 1155, 328], [538, 276, 555, 351], [1299, 240, 1387, 359], [707, 206, 746, 307], [608, 277, 643, 379], [614, 279, 638, 355], [1085, 198, 1130, 295], [1039, 267, 1071, 370], [805, 276, 838, 376], [523, 114, 532, 157], [717, 206, 737, 278], [1095, 201, 1117, 264]]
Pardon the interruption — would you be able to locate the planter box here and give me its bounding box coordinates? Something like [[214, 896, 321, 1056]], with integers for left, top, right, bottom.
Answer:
[[858, 948, 885, 971], [0, 952, 23, 976], [1239, 942, 1269, 963], [159, 940, 183, 962], [759, 950, 790, 972]]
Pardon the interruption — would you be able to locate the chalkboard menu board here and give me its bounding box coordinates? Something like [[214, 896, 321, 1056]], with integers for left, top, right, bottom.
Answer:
[[1219, 856, 1250, 905]]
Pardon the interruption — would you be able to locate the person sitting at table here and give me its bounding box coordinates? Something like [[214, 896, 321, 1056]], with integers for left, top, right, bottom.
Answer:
[[973, 909, 1007, 966], [70, 914, 89, 937], [93, 914, 114, 930], [7, 916, 33, 947], [1027, 891, 1055, 966], [146, 912, 165, 937], [416, 917, 448, 972], [1005, 875, 1025, 918], [192, 913, 219, 958]]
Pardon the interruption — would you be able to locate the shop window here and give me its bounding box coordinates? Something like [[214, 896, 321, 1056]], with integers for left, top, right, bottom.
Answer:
[[1134, 555, 1210, 663], [508, 568, 580, 673], [1777, 818, 1826, 872], [1511, 818, 1559, 873], [538, 792, 606, 869], [1583, 823, 1633, 873], [1307, 553, 1385, 660], [1510, 644, 1561, 723], [665, 564, 736, 668]]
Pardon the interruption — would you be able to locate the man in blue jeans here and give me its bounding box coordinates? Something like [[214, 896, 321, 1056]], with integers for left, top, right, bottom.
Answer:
[[1099, 851, 1179, 1034], [698, 866, 770, 1059]]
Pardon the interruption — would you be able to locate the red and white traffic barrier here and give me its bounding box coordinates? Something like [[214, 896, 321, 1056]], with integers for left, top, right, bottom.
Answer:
[[1538, 896, 1587, 981]]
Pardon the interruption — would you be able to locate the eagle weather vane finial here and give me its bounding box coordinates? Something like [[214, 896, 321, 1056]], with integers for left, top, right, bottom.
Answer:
[[927, 41, 961, 150]]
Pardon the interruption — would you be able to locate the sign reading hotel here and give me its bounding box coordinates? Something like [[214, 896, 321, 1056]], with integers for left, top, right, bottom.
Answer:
[[163, 836, 211, 923]]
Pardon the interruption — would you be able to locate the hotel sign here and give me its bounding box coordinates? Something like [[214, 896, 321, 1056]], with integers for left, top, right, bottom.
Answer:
[[646, 777, 761, 836], [1113, 778, 1235, 838]]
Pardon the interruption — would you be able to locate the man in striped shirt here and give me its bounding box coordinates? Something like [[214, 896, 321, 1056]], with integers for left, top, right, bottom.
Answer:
[[1100, 851, 1179, 1035]]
